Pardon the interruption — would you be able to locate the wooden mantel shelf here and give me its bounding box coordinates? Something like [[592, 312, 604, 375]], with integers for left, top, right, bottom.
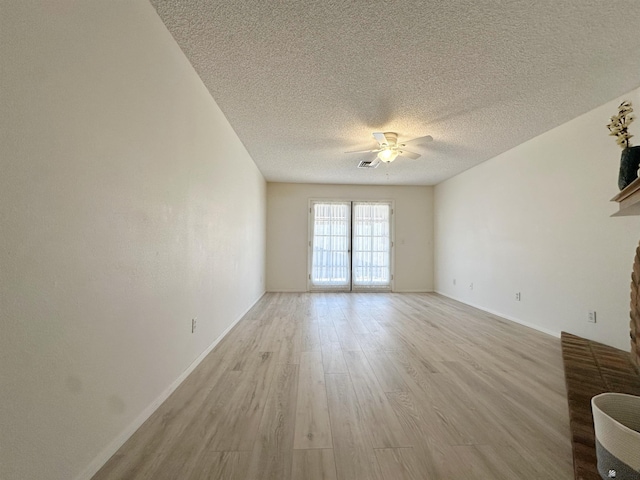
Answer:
[[611, 176, 640, 216]]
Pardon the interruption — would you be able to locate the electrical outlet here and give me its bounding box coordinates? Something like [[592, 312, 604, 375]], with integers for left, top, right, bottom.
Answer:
[[191, 318, 197, 333], [469, 282, 473, 290], [516, 292, 521, 301], [453, 279, 456, 286], [588, 311, 596, 323]]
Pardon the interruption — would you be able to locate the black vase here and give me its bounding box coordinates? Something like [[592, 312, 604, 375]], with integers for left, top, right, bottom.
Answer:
[[618, 146, 640, 190]]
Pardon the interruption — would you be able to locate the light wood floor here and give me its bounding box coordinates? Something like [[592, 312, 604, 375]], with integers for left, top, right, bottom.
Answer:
[[93, 293, 573, 479]]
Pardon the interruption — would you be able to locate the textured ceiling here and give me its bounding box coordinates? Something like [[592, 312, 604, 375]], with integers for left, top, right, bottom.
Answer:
[[151, 0, 640, 185]]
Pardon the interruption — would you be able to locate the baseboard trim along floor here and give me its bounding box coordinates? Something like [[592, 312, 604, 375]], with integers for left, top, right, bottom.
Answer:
[[435, 290, 561, 339], [76, 292, 266, 480]]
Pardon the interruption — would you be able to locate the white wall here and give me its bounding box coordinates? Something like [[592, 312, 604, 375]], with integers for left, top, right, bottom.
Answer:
[[267, 183, 433, 292], [0, 2, 266, 479], [435, 88, 640, 350]]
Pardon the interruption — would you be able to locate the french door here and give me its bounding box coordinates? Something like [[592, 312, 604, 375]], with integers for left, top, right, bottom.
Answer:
[[309, 201, 392, 291]]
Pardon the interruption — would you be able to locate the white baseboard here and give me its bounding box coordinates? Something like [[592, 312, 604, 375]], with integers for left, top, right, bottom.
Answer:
[[266, 289, 306, 293], [434, 290, 561, 339], [392, 289, 434, 293], [267, 289, 435, 294], [75, 292, 266, 480]]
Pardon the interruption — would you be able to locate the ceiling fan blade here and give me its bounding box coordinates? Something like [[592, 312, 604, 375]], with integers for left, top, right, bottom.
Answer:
[[398, 150, 421, 160], [372, 132, 389, 146], [401, 135, 433, 145], [345, 148, 382, 154]]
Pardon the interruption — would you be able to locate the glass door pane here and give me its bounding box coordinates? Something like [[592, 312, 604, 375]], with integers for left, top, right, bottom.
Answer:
[[352, 202, 391, 289], [310, 202, 351, 289]]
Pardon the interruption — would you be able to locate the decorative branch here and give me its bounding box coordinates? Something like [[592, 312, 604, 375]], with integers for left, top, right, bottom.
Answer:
[[607, 101, 635, 149]]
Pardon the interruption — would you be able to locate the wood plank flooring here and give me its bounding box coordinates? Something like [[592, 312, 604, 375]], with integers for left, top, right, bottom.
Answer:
[[92, 293, 573, 480]]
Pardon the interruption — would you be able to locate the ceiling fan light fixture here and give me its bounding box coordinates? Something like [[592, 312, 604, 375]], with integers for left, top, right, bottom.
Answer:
[[377, 148, 398, 163], [346, 132, 429, 166]]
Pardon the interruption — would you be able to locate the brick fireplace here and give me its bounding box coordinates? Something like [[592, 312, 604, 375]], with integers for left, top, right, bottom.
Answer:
[[612, 178, 640, 370], [631, 242, 640, 370]]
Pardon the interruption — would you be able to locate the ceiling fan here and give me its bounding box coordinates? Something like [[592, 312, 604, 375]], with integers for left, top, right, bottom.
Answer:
[[345, 132, 433, 165]]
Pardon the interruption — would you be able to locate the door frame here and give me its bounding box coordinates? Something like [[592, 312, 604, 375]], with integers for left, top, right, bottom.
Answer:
[[307, 198, 395, 292]]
